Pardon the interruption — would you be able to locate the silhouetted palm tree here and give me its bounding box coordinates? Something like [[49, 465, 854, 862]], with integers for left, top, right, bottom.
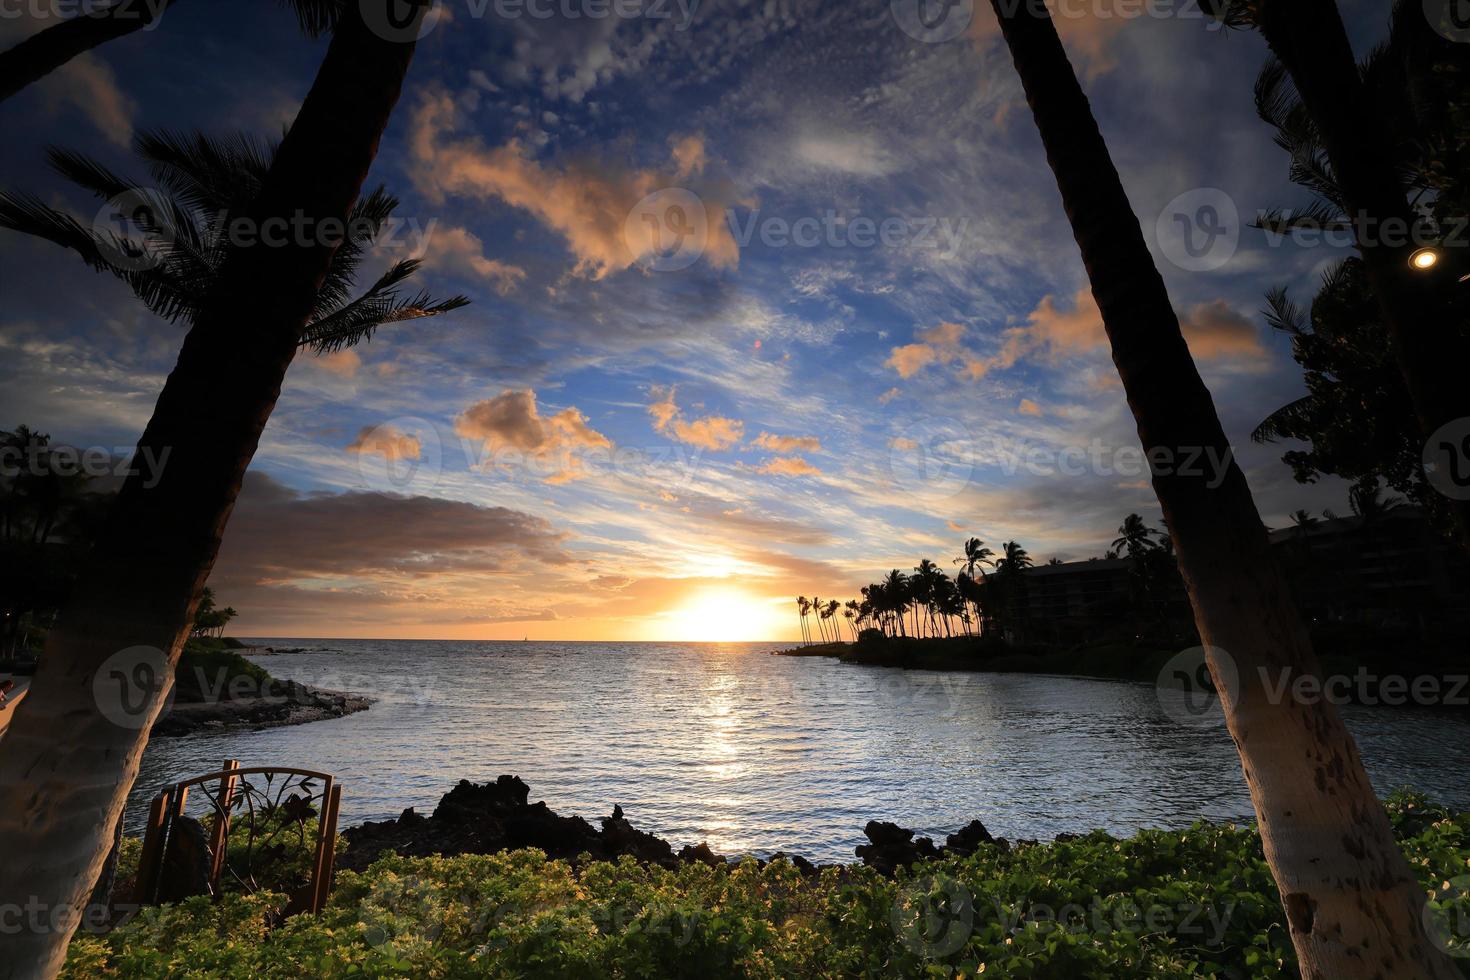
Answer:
[[952, 537, 993, 633], [0, 130, 467, 353], [0, 5, 440, 973], [1111, 514, 1158, 558], [987, 2, 1452, 973], [1207, 0, 1470, 558], [911, 559, 944, 636], [843, 600, 859, 641], [881, 570, 910, 638]]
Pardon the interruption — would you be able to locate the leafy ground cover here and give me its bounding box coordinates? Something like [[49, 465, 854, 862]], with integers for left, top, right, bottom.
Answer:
[[63, 793, 1470, 978]]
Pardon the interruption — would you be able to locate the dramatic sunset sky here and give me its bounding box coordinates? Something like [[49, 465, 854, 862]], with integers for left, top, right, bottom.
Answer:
[[0, 0, 1390, 640]]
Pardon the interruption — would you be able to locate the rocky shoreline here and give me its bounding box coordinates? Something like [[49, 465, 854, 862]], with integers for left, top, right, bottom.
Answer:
[[340, 775, 1010, 877], [151, 680, 373, 738]]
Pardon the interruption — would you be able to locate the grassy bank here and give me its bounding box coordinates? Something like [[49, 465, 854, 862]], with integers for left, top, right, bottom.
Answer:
[[63, 793, 1470, 978], [173, 636, 272, 702], [780, 635, 1178, 685]]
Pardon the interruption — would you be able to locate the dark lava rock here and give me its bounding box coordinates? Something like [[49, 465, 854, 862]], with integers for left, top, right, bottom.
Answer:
[[340, 776, 723, 873], [765, 851, 819, 876], [945, 819, 995, 856], [855, 816, 1001, 875], [855, 821, 936, 876]]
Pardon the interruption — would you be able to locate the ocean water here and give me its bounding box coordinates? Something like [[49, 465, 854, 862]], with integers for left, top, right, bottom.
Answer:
[[128, 640, 1470, 864]]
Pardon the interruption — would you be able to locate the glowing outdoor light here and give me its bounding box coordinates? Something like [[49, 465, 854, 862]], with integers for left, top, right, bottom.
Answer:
[[1409, 247, 1441, 271]]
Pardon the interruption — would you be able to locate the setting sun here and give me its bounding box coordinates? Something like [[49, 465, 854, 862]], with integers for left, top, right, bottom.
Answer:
[[654, 590, 788, 643]]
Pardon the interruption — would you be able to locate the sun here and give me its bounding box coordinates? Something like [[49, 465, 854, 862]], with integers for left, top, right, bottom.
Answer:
[[655, 589, 787, 643]]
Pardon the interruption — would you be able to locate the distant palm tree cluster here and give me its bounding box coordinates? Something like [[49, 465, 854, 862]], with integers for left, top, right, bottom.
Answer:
[[793, 514, 1197, 646], [795, 537, 1038, 643]]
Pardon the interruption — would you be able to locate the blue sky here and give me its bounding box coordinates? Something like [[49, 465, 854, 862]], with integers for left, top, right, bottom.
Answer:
[[0, 0, 1391, 638]]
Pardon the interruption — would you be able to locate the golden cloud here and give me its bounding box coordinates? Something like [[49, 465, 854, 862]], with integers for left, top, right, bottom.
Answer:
[[895, 289, 1263, 383], [411, 91, 738, 279], [456, 389, 611, 484], [647, 386, 744, 451], [346, 424, 421, 462], [315, 349, 361, 378], [753, 431, 822, 453], [415, 224, 526, 295], [757, 455, 820, 477]]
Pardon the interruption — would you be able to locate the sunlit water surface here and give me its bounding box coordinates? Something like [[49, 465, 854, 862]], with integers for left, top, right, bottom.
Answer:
[[128, 640, 1470, 863]]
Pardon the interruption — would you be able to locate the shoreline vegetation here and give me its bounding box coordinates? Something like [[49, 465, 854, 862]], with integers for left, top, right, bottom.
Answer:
[[777, 632, 1470, 710], [778, 635, 1174, 685], [156, 636, 372, 738], [63, 778, 1470, 977]]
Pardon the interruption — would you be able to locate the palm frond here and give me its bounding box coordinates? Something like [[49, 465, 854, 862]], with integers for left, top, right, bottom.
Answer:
[[0, 192, 112, 270], [135, 130, 274, 215], [1251, 201, 1346, 239], [1254, 58, 1297, 135], [300, 259, 469, 353], [1252, 395, 1317, 444], [1286, 153, 1344, 210], [281, 0, 344, 38], [45, 148, 137, 201], [6, 125, 471, 345], [313, 186, 400, 315], [1197, 0, 1255, 29], [1261, 285, 1308, 336]]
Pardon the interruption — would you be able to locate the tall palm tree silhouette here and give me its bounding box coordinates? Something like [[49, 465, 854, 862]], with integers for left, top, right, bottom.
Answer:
[[953, 537, 994, 636], [988, 1, 1454, 972], [0, 5, 440, 971], [881, 569, 910, 638], [1204, 0, 1470, 560]]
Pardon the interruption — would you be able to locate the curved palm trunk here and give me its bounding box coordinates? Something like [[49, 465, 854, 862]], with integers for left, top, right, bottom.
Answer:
[[0, 6, 424, 977], [0, 0, 174, 104], [1253, 0, 1470, 558], [986, 4, 1457, 977]]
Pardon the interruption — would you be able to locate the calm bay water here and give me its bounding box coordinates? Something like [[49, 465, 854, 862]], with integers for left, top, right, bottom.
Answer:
[[129, 640, 1470, 864]]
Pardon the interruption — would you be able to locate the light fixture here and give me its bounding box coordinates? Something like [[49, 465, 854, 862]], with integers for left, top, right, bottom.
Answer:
[[1409, 247, 1441, 271]]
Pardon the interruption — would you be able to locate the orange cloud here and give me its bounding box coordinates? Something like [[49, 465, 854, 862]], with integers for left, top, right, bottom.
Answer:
[[410, 90, 737, 279], [1017, 398, 1044, 417], [346, 424, 421, 462], [961, 288, 1263, 380], [456, 389, 610, 483], [671, 134, 707, 178], [647, 386, 744, 451], [315, 349, 361, 378], [752, 432, 822, 453], [884, 321, 970, 379], [757, 456, 820, 477], [1177, 299, 1265, 361], [416, 224, 526, 295]]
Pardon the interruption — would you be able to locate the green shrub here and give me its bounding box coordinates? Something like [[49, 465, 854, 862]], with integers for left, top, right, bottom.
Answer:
[[65, 792, 1470, 978], [174, 638, 273, 703]]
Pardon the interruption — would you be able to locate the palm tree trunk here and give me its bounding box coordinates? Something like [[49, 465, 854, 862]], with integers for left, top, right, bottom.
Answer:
[[0, 0, 175, 104], [0, 6, 424, 977], [986, 4, 1457, 977], [1253, 0, 1470, 558]]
